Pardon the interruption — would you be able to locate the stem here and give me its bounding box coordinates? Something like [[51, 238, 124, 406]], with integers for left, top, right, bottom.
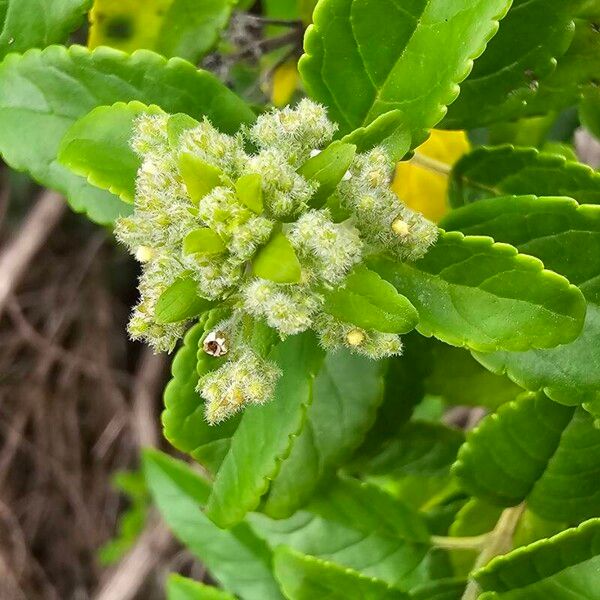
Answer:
[[240, 14, 304, 28], [461, 504, 526, 600], [410, 152, 452, 176], [431, 534, 489, 550]]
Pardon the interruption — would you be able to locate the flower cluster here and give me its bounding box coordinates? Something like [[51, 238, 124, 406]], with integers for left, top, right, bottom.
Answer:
[[116, 100, 437, 423]]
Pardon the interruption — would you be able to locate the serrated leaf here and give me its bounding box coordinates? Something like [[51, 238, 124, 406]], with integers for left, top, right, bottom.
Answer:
[[475, 518, 600, 599], [155, 277, 213, 324], [167, 575, 236, 600], [350, 421, 464, 479], [206, 333, 324, 528], [88, 0, 234, 63], [449, 145, 600, 206], [252, 232, 302, 284], [324, 266, 418, 334], [273, 547, 410, 600], [262, 350, 385, 518], [162, 321, 240, 473], [298, 141, 356, 207], [453, 392, 600, 522], [143, 450, 283, 600], [300, 0, 511, 148], [0, 45, 254, 224], [249, 476, 431, 590], [370, 231, 586, 353], [59, 101, 163, 202], [0, 0, 91, 59], [425, 342, 521, 409], [442, 0, 577, 129], [442, 195, 600, 405]]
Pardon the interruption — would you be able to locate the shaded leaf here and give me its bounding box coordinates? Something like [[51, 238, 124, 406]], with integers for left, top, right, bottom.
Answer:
[[88, 0, 233, 63], [449, 145, 600, 206], [371, 231, 586, 353], [167, 575, 236, 600], [252, 232, 302, 284], [0, 45, 254, 224], [155, 277, 213, 324], [143, 450, 283, 600], [300, 0, 511, 146]]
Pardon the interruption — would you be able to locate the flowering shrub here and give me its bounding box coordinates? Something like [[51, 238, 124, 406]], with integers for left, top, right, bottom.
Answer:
[[1, 0, 600, 598]]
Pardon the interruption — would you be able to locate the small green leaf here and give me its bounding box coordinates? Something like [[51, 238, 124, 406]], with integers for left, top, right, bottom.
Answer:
[[324, 266, 419, 334], [273, 546, 411, 600], [299, 0, 512, 145], [297, 141, 356, 207], [235, 174, 264, 214], [252, 232, 302, 284], [206, 333, 324, 528], [167, 113, 200, 148], [475, 518, 600, 599], [179, 153, 225, 204], [371, 231, 586, 353], [410, 579, 467, 600], [449, 145, 600, 206], [453, 392, 600, 522], [0, 0, 91, 59], [143, 450, 283, 600], [183, 228, 227, 256], [167, 575, 236, 600], [59, 101, 163, 203], [155, 278, 212, 324]]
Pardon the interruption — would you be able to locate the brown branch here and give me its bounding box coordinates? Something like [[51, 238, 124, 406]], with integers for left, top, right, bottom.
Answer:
[[0, 190, 65, 319]]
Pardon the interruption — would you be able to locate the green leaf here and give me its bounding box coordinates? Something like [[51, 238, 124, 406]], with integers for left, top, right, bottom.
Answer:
[[155, 278, 212, 324], [162, 321, 240, 473], [0, 0, 91, 59], [236, 174, 264, 214], [425, 342, 522, 409], [323, 266, 419, 334], [299, 0, 511, 145], [249, 477, 431, 590], [59, 101, 162, 203], [167, 575, 236, 600], [273, 547, 410, 600], [143, 450, 283, 600], [443, 195, 600, 405], [297, 141, 356, 207], [581, 86, 600, 140], [0, 45, 254, 224], [441, 0, 578, 129], [475, 518, 600, 599], [183, 228, 227, 256], [179, 153, 226, 204], [340, 110, 411, 161], [89, 0, 234, 63], [350, 421, 464, 479], [252, 232, 302, 284], [206, 333, 324, 528], [167, 113, 200, 147], [262, 350, 385, 518], [370, 231, 586, 353], [449, 146, 600, 207], [410, 579, 466, 600], [453, 392, 600, 522]]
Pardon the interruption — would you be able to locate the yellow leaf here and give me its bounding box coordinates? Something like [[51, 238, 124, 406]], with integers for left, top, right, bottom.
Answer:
[[271, 62, 299, 108], [88, 0, 171, 52], [391, 130, 470, 223]]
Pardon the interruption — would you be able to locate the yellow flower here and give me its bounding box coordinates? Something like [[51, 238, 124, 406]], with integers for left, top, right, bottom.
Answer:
[[271, 62, 299, 108], [391, 130, 470, 223]]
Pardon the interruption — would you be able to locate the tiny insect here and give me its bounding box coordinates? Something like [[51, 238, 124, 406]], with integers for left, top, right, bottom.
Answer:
[[203, 330, 228, 357]]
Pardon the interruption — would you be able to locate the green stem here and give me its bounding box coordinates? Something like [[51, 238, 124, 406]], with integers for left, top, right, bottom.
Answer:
[[410, 152, 452, 176], [431, 534, 489, 550], [461, 504, 526, 600]]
